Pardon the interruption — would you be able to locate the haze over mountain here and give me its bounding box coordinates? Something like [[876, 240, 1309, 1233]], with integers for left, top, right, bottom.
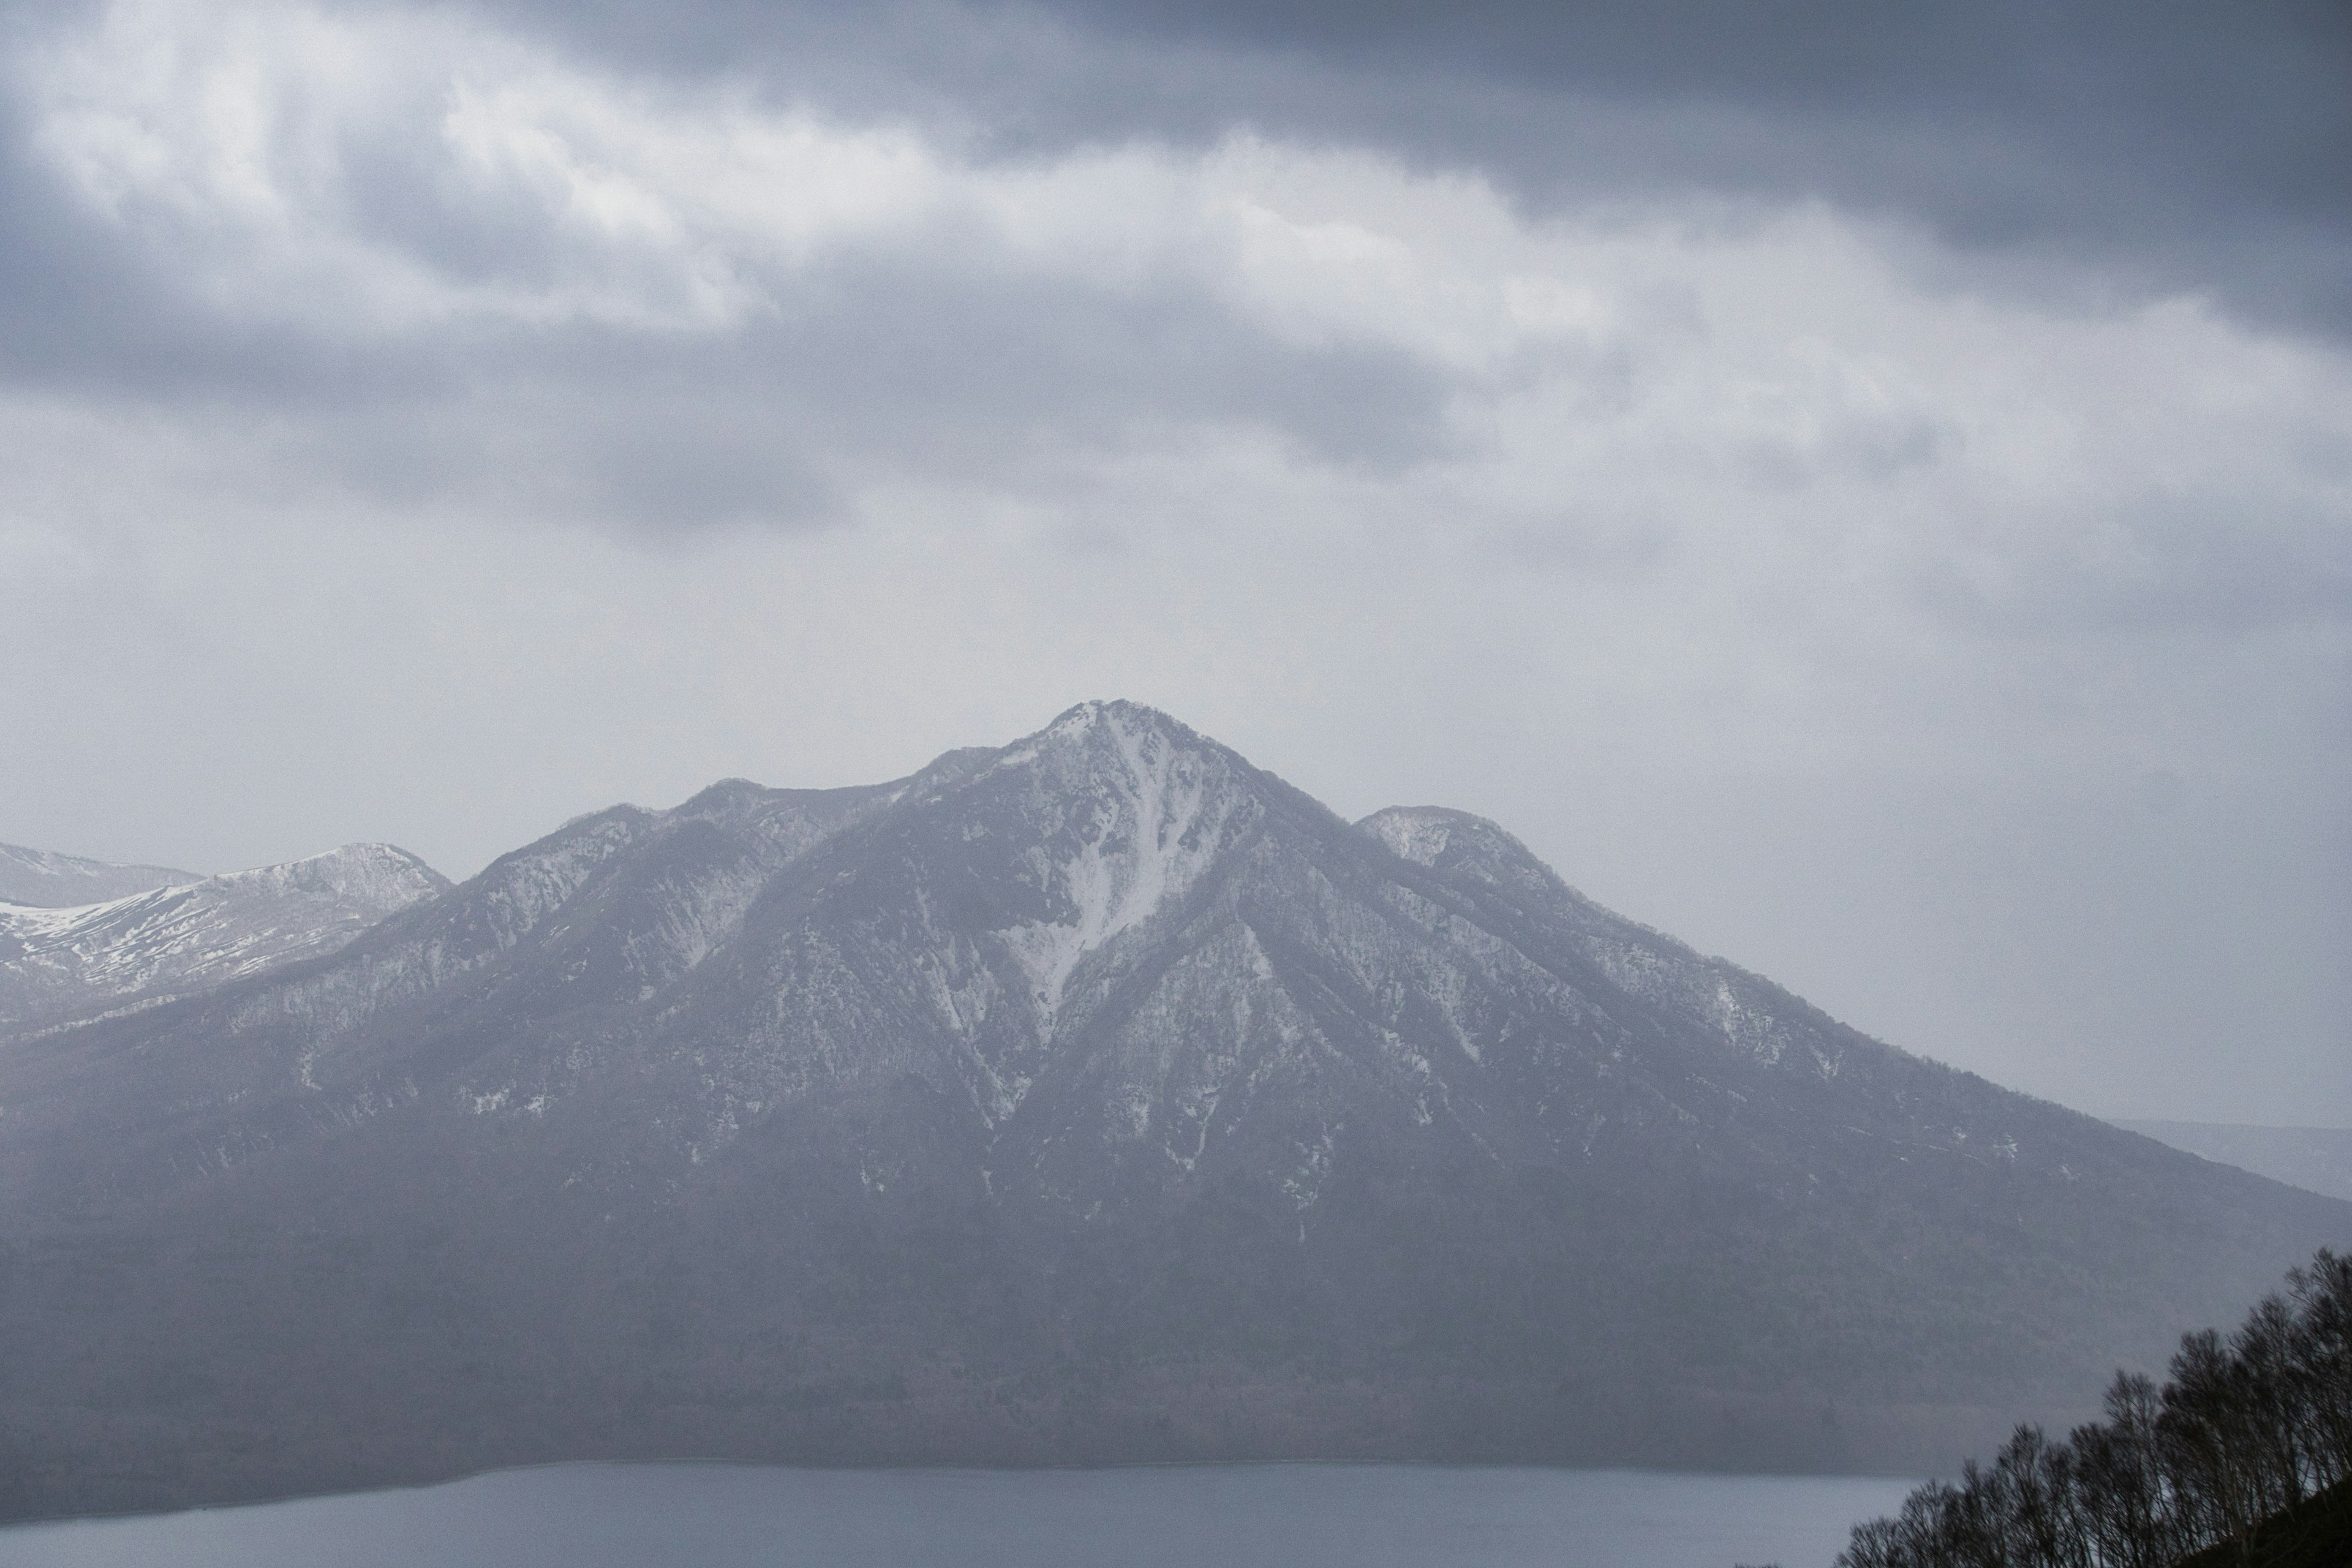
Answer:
[[2116, 1122, 2352, 1207], [0, 703, 2342, 1520]]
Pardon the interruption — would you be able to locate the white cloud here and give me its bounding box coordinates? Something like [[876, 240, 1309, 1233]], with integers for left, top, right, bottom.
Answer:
[[26, 2, 2352, 546], [17, 2, 2350, 665]]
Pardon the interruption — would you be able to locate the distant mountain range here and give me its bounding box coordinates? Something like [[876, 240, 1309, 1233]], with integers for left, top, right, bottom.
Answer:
[[2117, 1121, 2352, 1205], [0, 840, 200, 907], [1, 702, 2343, 1520], [0, 844, 448, 1031]]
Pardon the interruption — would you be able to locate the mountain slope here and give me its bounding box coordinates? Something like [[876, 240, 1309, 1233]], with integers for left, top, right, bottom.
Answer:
[[2116, 1121, 2352, 1204], [0, 841, 201, 908], [0, 843, 449, 1033], [0, 703, 2342, 1518]]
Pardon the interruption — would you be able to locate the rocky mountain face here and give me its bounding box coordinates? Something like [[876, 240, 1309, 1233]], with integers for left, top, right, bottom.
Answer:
[[0, 702, 2344, 1519], [0, 844, 450, 1032], [0, 841, 200, 908]]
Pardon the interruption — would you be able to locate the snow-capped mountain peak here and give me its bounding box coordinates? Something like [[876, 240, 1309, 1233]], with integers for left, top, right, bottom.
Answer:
[[986, 703, 1255, 1023]]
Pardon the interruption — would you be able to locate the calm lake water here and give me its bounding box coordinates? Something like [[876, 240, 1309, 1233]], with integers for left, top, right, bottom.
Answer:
[[0, 1463, 1919, 1568]]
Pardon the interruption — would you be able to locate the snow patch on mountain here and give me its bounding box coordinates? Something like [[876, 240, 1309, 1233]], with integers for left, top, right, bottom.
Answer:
[[998, 705, 1235, 1034], [1362, 804, 1853, 1083], [1361, 808, 1454, 867]]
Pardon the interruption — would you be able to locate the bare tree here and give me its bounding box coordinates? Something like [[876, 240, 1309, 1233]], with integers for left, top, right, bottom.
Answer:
[[1833, 1250, 2352, 1568]]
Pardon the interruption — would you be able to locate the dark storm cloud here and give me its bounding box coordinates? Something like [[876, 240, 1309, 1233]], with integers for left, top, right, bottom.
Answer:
[[475, 0, 2352, 337], [2, 0, 2343, 532], [0, 0, 1453, 529], [288, 269, 1453, 529], [0, 0, 2342, 633], [0, 86, 456, 410]]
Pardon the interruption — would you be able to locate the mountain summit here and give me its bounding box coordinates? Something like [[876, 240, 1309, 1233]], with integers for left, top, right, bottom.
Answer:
[[1, 702, 2342, 1518]]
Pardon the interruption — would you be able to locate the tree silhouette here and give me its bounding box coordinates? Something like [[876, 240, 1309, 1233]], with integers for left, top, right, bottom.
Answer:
[[1833, 1251, 2352, 1568]]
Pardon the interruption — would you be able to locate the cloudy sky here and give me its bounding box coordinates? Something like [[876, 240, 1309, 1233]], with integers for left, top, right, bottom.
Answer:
[[1, 0, 2345, 1125]]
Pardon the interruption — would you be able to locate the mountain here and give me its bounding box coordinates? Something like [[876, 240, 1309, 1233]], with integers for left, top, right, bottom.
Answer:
[[0, 701, 2343, 1519], [0, 843, 450, 1033], [0, 840, 201, 908], [2116, 1121, 2352, 1205]]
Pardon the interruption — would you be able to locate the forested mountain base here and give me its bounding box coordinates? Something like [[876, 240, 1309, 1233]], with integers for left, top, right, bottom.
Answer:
[[1837, 1251, 2352, 1568]]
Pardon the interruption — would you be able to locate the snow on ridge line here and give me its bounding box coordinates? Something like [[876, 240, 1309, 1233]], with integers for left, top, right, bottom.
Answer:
[[205, 843, 447, 907], [1, 846, 445, 952], [1360, 807, 1455, 868], [0, 840, 205, 907], [0, 842, 145, 877], [0, 899, 106, 937], [0, 843, 451, 1030]]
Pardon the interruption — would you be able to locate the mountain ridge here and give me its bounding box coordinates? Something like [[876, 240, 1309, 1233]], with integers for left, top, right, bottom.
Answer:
[[2116, 1121, 2352, 1205], [0, 840, 203, 908], [0, 699, 2342, 1518], [0, 842, 448, 1035]]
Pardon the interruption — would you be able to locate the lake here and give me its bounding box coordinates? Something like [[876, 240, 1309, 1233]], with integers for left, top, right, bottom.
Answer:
[[0, 1463, 1919, 1568]]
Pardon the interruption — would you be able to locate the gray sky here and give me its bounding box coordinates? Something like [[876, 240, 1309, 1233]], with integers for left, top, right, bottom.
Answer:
[[1, 0, 2345, 1125]]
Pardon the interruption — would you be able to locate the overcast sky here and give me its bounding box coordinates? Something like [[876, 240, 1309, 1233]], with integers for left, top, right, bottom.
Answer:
[[1, 0, 2345, 1125]]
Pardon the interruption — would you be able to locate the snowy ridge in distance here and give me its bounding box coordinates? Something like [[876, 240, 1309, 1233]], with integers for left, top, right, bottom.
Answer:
[[0, 843, 449, 1031], [0, 840, 202, 908]]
